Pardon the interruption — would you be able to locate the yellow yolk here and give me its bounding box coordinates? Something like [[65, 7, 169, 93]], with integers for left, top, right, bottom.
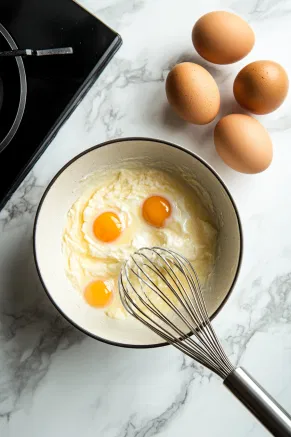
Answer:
[[84, 280, 112, 308], [142, 195, 172, 228], [93, 212, 122, 243]]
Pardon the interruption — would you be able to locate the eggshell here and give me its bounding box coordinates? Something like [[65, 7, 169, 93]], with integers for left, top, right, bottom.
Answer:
[[234, 60, 289, 114], [192, 11, 255, 65], [165, 62, 220, 125], [214, 114, 273, 174]]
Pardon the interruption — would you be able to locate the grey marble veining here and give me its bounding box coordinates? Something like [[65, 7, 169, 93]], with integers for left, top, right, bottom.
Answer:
[[0, 1, 291, 436]]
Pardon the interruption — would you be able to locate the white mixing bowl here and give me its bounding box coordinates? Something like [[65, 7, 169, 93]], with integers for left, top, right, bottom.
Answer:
[[33, 138, 242, 348]]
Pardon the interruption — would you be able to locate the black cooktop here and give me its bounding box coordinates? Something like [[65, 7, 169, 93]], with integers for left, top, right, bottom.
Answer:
[[0, 0, 121, 211]]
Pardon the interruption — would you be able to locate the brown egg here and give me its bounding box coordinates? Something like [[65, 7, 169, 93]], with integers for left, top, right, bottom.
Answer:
[[214, 114, 273, 174], [192, 11, 255, 65], [165, 62, 220, 125], [234, 61, 289, 114]]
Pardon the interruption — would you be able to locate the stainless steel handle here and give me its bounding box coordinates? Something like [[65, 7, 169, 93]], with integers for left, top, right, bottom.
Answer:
[[224, 368, 291, 436]]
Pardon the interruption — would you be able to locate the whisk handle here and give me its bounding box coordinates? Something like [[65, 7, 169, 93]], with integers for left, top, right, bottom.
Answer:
[[224, 367, 291, 436]]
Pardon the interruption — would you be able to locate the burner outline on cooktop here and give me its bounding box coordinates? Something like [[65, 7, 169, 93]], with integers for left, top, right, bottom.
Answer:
[[0, 22, 27, 153], [0, 0, 122, 212]]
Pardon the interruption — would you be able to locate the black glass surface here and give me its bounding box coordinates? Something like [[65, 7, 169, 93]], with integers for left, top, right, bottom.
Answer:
[[0, 0, 121, 210], [0, 35, 22, 144]]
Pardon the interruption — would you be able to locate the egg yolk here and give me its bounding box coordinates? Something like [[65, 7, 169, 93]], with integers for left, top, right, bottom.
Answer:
[[93, 212, 122, 243], [84, 280, 112, 308], [142, 195, 172, 228]]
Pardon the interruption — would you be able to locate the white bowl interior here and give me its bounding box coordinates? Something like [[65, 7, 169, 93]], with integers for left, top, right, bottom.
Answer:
[[34, 139, 242, 347]]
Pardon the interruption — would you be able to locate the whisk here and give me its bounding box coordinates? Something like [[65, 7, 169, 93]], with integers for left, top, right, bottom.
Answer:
[[119, 247, 291, 437]]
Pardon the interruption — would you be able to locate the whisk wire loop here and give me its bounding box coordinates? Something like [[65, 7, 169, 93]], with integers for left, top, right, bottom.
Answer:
[[119, 247, 234, 378]]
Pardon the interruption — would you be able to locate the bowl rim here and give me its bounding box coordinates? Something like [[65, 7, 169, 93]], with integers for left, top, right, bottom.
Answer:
[[33, 136, 243, 349]]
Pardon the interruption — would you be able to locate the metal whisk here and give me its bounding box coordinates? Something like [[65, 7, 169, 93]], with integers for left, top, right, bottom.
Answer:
[[119, 247, 291, 437]]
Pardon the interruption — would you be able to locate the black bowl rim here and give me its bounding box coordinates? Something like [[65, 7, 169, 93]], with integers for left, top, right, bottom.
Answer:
[[33, 137, 243, 349]]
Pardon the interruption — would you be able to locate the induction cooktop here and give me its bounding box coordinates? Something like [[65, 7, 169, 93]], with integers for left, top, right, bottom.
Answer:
[[0, 0, 121, 211]]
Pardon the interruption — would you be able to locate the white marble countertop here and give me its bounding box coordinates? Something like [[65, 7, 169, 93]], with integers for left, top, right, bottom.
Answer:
[[1, 1, 291, 436]]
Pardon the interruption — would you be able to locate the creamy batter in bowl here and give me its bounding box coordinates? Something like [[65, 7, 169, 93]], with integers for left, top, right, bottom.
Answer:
[[62, 168, 218, 320], [33, 138, 242, 348]]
